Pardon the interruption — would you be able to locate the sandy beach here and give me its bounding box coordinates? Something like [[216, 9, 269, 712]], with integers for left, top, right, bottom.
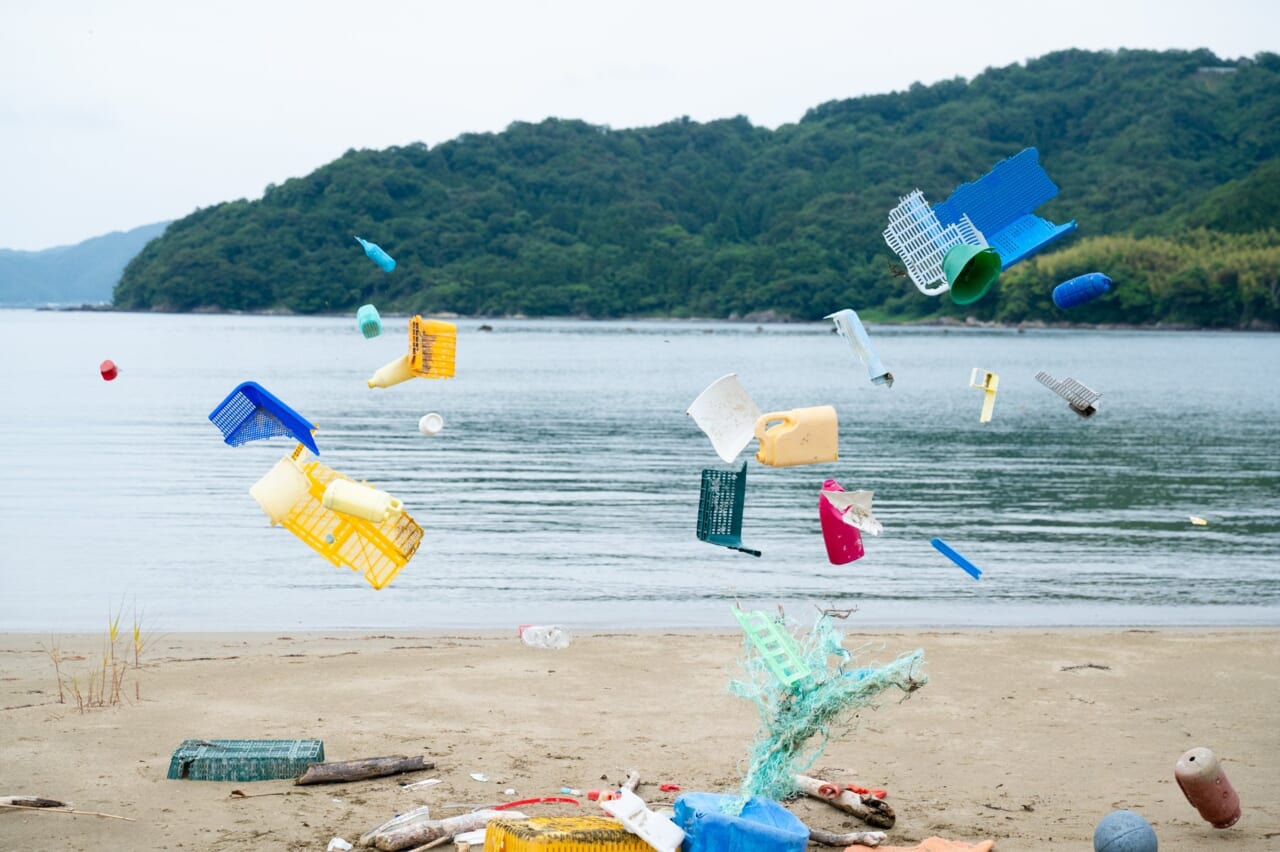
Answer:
[[1, 629, 1277, 851]]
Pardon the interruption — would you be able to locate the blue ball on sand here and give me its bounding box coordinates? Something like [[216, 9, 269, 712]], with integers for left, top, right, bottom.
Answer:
[[1094, 810, 1158, 852]]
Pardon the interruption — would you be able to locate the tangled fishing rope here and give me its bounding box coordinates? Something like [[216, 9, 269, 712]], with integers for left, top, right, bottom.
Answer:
[[729, 610, 927, 805]]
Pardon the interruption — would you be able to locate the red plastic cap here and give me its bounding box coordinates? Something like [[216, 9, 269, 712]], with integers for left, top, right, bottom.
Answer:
[[99, 360, 118, 381]]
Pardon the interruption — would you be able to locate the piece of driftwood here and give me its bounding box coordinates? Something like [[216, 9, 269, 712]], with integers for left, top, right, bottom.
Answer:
[[374, 809, 515, 851], [810, 826, 887, 847], [0, 797, 65, 808], [795, 774, 895, 829], [622, 769, 641, 792], [360, 806, 433, 847], [296, 755, 434, 786], [0, 802, 134, 821]]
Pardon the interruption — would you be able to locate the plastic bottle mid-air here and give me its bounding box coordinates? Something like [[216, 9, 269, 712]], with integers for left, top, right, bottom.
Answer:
[[355, 236, 396, 272]]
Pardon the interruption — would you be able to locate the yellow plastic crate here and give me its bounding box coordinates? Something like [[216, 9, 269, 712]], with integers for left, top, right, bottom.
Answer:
[[408, 316, 457, 379], [484, 817, 650, 852], [277, 445, 423, 589]]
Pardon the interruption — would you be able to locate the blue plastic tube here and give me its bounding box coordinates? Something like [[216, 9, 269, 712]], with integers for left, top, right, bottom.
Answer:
[[930, 537, 982, 580], [355, 236, 396, 272]]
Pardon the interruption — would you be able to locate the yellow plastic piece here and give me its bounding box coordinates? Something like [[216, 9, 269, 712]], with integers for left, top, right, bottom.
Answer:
[[368, 354, 416, 389], [754, 405, 839, 467], [484, 816, 653, 852], [409, 316, 457, 379], [273, 444, 423, 590], [1189, 516, 1209, 526], [969, 368, 999, 423]]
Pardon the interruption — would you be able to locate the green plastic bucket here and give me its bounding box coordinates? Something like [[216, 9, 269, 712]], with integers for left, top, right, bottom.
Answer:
[[943, 245, 1001, 305]]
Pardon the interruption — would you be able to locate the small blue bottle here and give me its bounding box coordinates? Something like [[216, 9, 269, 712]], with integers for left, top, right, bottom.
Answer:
[[1053, 272, 1111, 309], [355, 236, 396, 272]]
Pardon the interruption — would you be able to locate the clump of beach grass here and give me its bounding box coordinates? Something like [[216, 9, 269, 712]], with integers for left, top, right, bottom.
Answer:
[[43, 602, 156, 713]]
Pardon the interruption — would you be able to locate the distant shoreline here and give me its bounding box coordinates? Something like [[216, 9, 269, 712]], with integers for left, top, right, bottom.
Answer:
[[15, 302, 1278, 332]]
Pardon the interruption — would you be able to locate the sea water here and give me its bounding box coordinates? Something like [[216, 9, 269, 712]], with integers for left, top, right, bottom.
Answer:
[[0, 310, 1277, 632]]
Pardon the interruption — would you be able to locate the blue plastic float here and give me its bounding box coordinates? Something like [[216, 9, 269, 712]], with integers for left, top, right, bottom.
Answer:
[[1053, 272, 1112, 309]]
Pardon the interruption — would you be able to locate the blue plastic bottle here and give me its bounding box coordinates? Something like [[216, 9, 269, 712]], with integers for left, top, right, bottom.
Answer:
[[355, 236, 396, 272], [1053, 272, 1111, 309], [673, 792, 809, 852]]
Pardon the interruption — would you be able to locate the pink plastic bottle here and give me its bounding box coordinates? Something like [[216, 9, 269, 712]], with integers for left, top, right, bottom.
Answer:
[[819, 479, 864, 565], [1175, 747, 1241, 828]]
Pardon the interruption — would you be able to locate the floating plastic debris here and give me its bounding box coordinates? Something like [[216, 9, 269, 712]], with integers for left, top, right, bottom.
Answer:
[[99, 359, 118, 381], [209, 381, 319, 455], [818, 479, 866, 565], [1053, 272, 1112, 309], [696, 462, 761, 557], [754, 406, 839, 467], [825, 309, 893, 387], [356, 304, 382, 338], [968, 369, 999, 423], [418, 413, 444, 436], [1189, 516, 1209, 526], [930, 537, 982, 580], [687, 373, 761, 463], [885, 148, 1076, 303], [355, 236, 396, 272], [1035, 370, 1101, 418], [250, 445, 422, 590]]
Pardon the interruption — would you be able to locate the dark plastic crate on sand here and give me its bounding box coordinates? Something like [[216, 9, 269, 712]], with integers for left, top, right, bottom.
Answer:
[[166, 739, 324, 781]]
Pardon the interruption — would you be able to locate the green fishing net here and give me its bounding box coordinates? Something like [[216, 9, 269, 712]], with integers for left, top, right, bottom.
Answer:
[[729, 609, 927, 804]]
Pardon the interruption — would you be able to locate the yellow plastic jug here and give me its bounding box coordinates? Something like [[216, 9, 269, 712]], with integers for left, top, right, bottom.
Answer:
[[321, 479, 404, 523], [753, 406, 839, 467]]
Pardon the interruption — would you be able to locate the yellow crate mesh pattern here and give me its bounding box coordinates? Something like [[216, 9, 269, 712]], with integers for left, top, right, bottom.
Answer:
[[281, 446, 423, 589], [408, 316, 457, 379], [484, 816, 651, 852]]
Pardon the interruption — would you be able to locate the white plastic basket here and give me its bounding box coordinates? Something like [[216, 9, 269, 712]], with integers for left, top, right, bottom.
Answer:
[[883, 190, 988, 296]]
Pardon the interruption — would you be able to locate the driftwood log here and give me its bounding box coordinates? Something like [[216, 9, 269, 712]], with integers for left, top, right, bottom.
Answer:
[[794, 774, 895, 829], [360, 805, 433, 847], [372, 809, 515, 851], [810, 826, 887, 847], [295, 755, 434, 786], [0, 797, 65, 808]]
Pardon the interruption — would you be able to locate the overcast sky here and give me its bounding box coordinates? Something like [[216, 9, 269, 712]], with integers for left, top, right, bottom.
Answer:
[[1, 0, 1274, 251]]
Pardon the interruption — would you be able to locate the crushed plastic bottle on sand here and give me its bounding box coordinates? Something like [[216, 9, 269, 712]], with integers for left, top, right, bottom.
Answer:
[[518, 625, 572, 649]]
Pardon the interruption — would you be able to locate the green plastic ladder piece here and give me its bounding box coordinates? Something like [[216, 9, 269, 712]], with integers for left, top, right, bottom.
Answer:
[[166, 739, 325, 781], [732, 607, 813, 689], [697, 462, 761, 557]]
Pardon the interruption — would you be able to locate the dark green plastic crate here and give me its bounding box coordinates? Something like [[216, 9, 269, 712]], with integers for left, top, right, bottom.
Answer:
[[166, 739, 324, 781]]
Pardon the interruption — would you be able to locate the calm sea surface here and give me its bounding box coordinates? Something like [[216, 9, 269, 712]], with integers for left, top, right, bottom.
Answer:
[[0, 310, 1277, 632]]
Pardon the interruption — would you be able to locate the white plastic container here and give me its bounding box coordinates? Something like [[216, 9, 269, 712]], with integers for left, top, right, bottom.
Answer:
[[686, 373, 761, 464], [418, 413, 444, 436], [599, 788, 685, 852], [249, 457, 310, 525], [322, 479, 404, 523], [518, 625, 572, 649]]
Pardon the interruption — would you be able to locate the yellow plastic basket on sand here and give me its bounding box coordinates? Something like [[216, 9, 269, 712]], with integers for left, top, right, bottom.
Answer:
[[409, 316, 457, 379], [484, 816, 652, 852], [251, 444, 423, 589]]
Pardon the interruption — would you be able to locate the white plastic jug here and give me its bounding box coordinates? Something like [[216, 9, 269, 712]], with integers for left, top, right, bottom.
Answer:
[[249, 457, 310, 525]]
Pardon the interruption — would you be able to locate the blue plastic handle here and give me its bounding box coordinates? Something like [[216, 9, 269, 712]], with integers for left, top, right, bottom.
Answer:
[[930, 537, 982, 580]]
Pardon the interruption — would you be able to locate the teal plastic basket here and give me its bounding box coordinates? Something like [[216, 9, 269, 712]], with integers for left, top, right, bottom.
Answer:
[[166, 739, 324, 781], [696, 462, 761, 556]]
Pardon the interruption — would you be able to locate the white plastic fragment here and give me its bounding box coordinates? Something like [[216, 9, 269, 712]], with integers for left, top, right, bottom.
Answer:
[[598, 788, 685, 852], [327, 838, 354, 852], [818, 489, 883, 535]]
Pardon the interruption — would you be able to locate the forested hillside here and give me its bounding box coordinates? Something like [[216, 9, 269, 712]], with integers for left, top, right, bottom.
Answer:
[[115, 48, 1280, 327]]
